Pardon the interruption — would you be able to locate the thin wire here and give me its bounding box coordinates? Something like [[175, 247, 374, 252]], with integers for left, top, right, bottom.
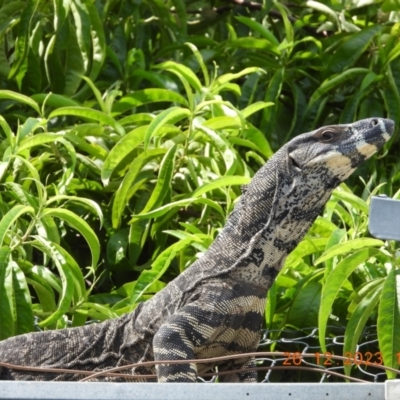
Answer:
[[79, 352, 400, 382], [0, 361, 368, 383], [1, 352, 398, 382]]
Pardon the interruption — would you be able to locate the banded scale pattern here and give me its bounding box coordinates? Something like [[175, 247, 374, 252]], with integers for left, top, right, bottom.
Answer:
[[0, 118, 394, 382]]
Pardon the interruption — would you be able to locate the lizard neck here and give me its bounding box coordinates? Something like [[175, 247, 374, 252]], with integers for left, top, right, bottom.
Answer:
[[182, 150, 334, 291], [226, 181, 332, 288]]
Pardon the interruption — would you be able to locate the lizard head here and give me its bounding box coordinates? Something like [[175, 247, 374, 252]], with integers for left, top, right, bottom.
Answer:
[[287, 118, 394, 187]]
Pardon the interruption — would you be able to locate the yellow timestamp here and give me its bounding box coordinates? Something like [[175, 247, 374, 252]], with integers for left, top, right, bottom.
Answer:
[[282, 351, 384, 366]]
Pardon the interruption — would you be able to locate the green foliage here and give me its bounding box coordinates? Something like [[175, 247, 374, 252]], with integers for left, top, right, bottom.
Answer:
[[0, 54, 272, 332], [0, 0, 400, 381]]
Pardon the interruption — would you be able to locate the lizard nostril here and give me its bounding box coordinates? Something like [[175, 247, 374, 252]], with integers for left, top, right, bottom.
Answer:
[[371, 118, 379, 127]]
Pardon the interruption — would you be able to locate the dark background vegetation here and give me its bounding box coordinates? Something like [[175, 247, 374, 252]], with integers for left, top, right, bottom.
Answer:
[[0, 0, 400, 380]]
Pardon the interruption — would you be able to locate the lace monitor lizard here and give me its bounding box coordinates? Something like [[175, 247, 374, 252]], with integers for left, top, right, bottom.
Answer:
[[0, 117, 394, 382]]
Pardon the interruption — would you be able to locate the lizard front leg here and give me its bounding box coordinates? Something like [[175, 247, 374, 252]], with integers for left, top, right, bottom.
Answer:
[[152, 279, 265, 382], [153, 300, 233, 383]]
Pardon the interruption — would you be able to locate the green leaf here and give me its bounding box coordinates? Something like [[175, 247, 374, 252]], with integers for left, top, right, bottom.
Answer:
[[343, 285, 382, 376], [319, 249, 372, 352], [118, 114, 154, 126], [8, 261, 34, 335], [332, 189, 369, 215], [230, 38, 280, 55], [135, 197, 225, 219], [41, 208, 100, 270], [235, 16, 280, 47], [265, 281, 277, 329], [30, 265, 62, 294], [154, 61, 202, 92], [25, 274, 57, 313], [382, 0, 400, 11], [31, 237, 75, 327], [213, 67, 264, 87], [75, 302, 117, 320], [340, 71, 380, 123], [202, 116, 240, 130], [284, 238, 328, 271], [0, 252, 34, 339], [0, 2, 27, 30], [53, 243, 85, 304], [244, 127, 273, 159], [195, 122, 237, 175], [51, 0, 78, 90], [274, 2, 293, 44], [5, 182, 39, 209], [315, 238, 383, 265], [68, 123, 104, 137], [326, 26, 382, 74], [70, 0, 90, 74], [0, 161, 10, 181], [261, 68, 284, 132], [113, 89, 188, 114], [0, 246, 13, 339], [0, 205, 34, 247], [48, 107, 125, 136], [163, 230, 209, 250], [186, 43, 209, 87], [44, 33, 64, 93], [81, 76, 107, 113], [18, 117, 45, 142], [112, 149, 166, 228], [144, 107, 190, 149], [63, 23, 84, 96], [191, 176, 251, 198], [86, 1, 106, 81], [386, 41, 400, 65], [17, 132, 64, 152], [101, 126, 147, 185], [128, 220, 150, 267], [8, 157, 43, 202], [64, 132, 108, 160], [323, 228, 346, 280], [309, 68, 370, 106], [378, 268, 400, 379], [45, 195, 103, 226], [0, 90, 40, 114], [129, 237, 199, 306], [287, 281, 322, 329], [38, 214, 61, 246], [0, 115, 15, 143], [130, 146, 177, 221], [241, 101, 274, 119], [383, 64, 400, 124], [228, 137, 266, 157], [7, 0, 36, 84], [31, 93, 80, 108]]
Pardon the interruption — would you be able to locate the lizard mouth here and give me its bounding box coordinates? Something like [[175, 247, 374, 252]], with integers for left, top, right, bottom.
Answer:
[[289, 155, 302, 172]]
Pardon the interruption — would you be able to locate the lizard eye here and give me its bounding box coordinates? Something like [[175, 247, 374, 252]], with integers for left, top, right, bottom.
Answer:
[[321, 130, 335, 142]]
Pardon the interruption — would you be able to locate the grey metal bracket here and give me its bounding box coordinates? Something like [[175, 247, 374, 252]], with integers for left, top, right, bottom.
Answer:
[[369, 195, 400, 241], [0, 381, 386, 400]]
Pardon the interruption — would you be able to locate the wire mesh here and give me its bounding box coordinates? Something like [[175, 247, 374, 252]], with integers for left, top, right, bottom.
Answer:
[[254, 325, 386, 383]]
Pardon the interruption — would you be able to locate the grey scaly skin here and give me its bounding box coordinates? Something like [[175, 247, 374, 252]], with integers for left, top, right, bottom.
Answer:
[[0, 118, 394, 382]]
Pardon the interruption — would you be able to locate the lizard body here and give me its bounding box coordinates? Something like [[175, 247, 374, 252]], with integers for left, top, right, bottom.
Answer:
[[0, 118, 394, 382]]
